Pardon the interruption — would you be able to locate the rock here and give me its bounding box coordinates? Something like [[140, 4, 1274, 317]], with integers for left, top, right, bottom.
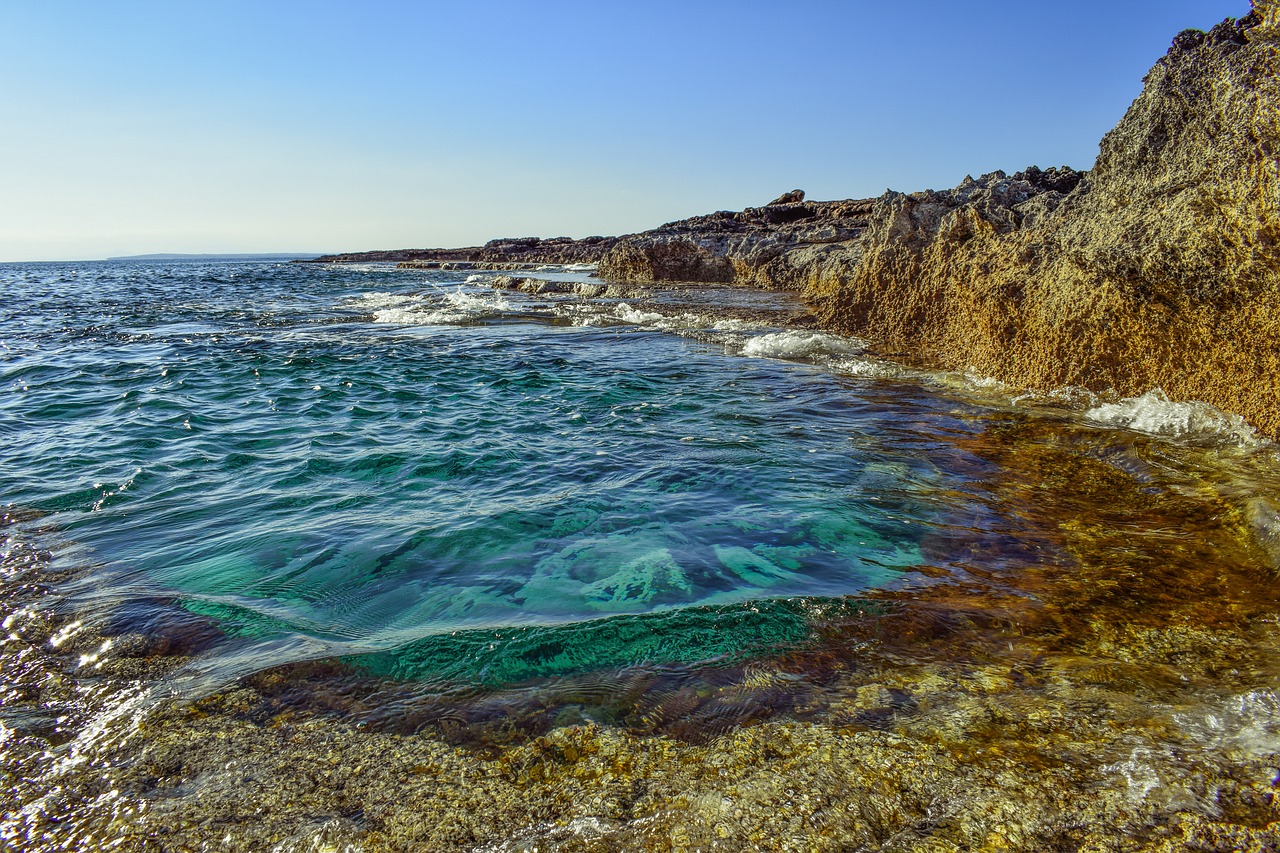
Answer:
[[810, 1, 1279, 439], [766, 189, 805, 205], [313, 234, 619, 266], [597, 3, 1278, 440], [597, 200, 877, 289]]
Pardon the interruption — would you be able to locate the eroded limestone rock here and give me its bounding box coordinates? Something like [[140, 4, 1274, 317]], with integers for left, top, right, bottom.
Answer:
[[597, 3, 1279, 439]]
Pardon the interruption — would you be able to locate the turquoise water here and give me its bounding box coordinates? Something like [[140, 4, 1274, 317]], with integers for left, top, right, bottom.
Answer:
[[1, 259, 1001, 687], [11, 260, 1280, 852]]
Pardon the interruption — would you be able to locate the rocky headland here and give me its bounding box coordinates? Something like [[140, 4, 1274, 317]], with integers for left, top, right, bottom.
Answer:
[[599, 1, 1279, 439], [311, 234, 618, 267], [805, 3, 1280, 440], [318, 2, 1278, 440]]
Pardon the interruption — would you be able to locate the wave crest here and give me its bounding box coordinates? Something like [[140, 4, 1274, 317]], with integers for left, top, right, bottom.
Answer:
[[740, 331, 865, 360], [1084, 388, 1259, 446]]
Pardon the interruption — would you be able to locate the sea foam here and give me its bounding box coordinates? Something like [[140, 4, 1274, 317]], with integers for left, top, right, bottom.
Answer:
[[352, 289, 511, 326], [565, 303, 764, 335], [740, 331, 865, 360], [1084, 388, 1259, 446]]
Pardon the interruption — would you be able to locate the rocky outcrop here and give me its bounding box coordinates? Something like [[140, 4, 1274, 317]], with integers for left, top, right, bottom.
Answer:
[[471, 235, 617, 265], [809, 2, 1279, 439], [598, 199, 880, 290], [310, 235, 618, 266], [595, 170, 1084, 292], [767, 189, 805, 205], [598, 2, 1279, 439]]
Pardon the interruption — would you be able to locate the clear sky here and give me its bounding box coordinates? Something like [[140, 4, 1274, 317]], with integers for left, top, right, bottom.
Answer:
[[0, 0, 1249, 261]]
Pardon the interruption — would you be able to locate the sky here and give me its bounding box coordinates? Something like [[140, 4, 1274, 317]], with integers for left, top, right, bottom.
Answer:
[[0, 0, 1250, 262]]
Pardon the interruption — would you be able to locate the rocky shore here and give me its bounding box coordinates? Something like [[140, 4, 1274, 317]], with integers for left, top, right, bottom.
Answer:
[[4, 6, 1280, 853], [7, 408, 1280, 850], [310, 235, 618, 267], [601, 1, 1279, 440], [315, 2, 1278, 441]]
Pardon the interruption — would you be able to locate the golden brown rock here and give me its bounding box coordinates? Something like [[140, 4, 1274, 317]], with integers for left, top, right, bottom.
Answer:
[[811, 3, 1280, 438], [593, 4, 1278, 438]]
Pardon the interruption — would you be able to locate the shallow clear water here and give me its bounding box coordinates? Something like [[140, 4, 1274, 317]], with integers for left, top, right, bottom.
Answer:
[[1, 259, 989, 687]]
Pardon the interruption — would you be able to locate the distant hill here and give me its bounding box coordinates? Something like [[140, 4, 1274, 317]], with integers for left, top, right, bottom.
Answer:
[[106, 253, 322, 261]]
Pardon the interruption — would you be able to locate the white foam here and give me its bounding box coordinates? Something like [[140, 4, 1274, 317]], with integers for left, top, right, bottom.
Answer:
[[344, 291, 410, 311], [1011, 385, 1102, 410], [614, 303, 665, 325], [1084, 388, 1259, 446], [325, 262, 397, 273], [562, 303, 766, 335], [363, 289, 512, 326], [707, 317, 762, 332], [740, 331, 865, 360], [832, 356, 906, 379], [960, 370, 1010, 392]]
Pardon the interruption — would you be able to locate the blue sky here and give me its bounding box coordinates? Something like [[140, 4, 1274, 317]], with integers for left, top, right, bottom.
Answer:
[[0, 0, 1248, 261]]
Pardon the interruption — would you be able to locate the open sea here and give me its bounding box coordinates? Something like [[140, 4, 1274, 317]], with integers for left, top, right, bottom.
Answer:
[[3, 258, 1280, 850]]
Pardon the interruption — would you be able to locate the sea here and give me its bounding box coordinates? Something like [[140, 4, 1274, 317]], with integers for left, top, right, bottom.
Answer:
[[3, 257, 1280, 850]]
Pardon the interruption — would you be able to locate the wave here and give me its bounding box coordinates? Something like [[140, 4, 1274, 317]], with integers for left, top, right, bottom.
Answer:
[[563, 302, 765, 334], [1084, 388, 1259, 446], [346, 289, 512, 326], [740, 331, 866, 360]]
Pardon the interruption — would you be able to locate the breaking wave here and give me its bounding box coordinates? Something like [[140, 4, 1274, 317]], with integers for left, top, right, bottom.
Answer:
[[740, 331, 866, 360], [1084, 388, 1259, 446], [346, 289, 512, 325]]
